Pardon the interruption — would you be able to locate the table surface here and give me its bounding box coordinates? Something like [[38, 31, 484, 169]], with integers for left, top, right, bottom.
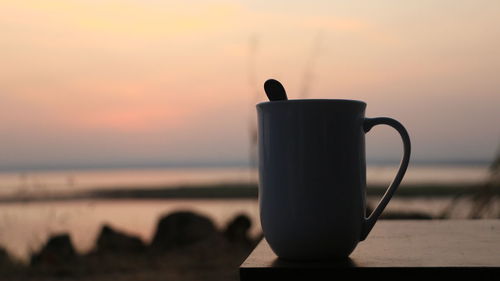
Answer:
[[240, 220, 500, 280]]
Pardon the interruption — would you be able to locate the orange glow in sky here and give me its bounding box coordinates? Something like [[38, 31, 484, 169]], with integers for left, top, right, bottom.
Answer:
[[1, 0, 499, 168]]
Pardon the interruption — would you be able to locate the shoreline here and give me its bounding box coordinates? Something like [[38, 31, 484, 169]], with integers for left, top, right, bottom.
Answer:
[[0, 183, 494, 204], [0, 211, 259, 281]]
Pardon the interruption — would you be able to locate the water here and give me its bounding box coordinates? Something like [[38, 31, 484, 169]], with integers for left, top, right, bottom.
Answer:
[[0, 164, 493, 261], [0, 164, 489, 197]]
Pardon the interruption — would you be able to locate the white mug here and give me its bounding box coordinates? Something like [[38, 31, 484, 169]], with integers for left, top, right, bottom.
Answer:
[[257, 99, 411, 260]]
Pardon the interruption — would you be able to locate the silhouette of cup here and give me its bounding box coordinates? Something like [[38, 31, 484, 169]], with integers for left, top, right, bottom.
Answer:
[[257, 99, 410, 260]]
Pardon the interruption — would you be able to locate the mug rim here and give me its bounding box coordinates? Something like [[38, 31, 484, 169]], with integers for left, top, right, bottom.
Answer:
[[257, 99, 366, 107]]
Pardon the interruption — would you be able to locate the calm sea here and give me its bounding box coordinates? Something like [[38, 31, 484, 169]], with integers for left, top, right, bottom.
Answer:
[[0, 164, 492, 261], [0, 164, 490, 197]]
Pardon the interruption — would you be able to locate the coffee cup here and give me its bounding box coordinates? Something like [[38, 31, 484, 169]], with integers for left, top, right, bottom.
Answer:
[[257, 99, 410, 260]]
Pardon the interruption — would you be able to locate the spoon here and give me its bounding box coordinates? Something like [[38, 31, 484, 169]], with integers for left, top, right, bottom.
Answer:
[[264, 79, 288, 101]]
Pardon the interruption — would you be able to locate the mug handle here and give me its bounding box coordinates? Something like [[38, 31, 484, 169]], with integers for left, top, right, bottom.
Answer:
[[360, 117, 411, 241]]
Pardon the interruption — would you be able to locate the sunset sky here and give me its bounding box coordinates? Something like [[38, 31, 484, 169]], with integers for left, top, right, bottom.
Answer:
[[1, 0, 499, 169]]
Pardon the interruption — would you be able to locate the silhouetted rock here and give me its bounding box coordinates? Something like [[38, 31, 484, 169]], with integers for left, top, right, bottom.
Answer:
[[30, 234, 76, 266], [151, 211, 217, 251], [0, 247, 12, 266], [224, 214, 253, 248], [95, 224, 146, 254]]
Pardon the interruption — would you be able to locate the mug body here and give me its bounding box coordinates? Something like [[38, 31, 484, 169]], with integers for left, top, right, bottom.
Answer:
[[257, 99, 367, 260]]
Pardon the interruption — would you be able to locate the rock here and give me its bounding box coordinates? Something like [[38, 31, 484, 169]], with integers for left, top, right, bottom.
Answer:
[[95, 224, 146, 254], [0, 247, 12, 266], [151, 211, 217, 251], [224, 214, 253, 247], [30, 234, 76, 266]]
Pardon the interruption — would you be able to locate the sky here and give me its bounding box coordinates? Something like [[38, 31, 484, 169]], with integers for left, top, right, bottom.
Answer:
[[0, 0, 499, 169]]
